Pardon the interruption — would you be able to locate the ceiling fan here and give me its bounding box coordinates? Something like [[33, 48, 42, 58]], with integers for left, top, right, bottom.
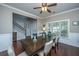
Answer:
[[33, 3, 57, 14]]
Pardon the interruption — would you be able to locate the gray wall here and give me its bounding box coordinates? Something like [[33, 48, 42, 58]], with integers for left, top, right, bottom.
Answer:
[[39, 9, 79, 33], [39, 9, 79, 47], [0, 5, 38, 52], [0, 5, 13, 52], [0, 4, 38, 34], [0, 5, 12, 34]]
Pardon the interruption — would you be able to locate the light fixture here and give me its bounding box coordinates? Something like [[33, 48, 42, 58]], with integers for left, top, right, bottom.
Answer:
[[43, 27, 46, 31], [42, 7, 44, 11], [43, 25, 46, 31], [44, 6, 47, 11], [41, 6, 47, 12]]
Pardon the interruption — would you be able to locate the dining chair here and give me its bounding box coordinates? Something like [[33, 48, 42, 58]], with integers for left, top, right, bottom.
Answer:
[[7, 46, 15, 56], [52, 36, 59, 53], [38, 40, 53, 56], [52, 37, 57, 53], [18, 51, 28, 56], [55, 36, 59, 49]]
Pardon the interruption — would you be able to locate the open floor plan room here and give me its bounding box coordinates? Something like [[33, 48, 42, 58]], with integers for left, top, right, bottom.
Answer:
[[0, 3, 79, 56]]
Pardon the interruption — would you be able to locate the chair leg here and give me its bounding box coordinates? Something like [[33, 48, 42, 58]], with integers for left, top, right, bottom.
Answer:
[[52, 46, 56, 54], [55, 43, 59, 54], [57, 43, 59, 49], [44, 53, 45, 56], [55, 47, 57, 53]]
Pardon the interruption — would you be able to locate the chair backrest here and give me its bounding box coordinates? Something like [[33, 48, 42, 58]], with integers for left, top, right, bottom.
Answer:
[[52, 36, 59, 47], [52, 37, 56, 47], [7, 46, 15, 56], [53, 37, 56, 43], [55, 36, 59, 43], [44, 40, 53, 55]]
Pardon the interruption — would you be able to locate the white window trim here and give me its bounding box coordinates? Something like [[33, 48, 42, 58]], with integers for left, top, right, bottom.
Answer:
[[47, 19, 70, 38]]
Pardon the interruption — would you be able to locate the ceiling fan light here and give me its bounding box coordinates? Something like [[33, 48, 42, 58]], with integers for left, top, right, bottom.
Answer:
[[44, 7, 47, 11], [42, 6, 47, 12], [42, 7, 44, 11]]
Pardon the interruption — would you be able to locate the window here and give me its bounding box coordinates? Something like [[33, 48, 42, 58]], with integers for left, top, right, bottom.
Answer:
[[48, 19, 69, 37]]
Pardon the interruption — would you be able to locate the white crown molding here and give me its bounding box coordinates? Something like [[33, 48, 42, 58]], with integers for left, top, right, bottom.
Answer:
[[0, 3, 79, 20], [0, 3, 41, 19], [41, 7, 79, 19]]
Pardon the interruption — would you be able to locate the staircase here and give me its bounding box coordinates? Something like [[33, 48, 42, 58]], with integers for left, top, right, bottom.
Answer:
[[13, 21, 27, 38]]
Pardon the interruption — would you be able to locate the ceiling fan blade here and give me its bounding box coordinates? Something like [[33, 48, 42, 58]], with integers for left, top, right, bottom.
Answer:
[[48, 3, 57, 7], [40, 10, 42, 14], [47, 9, 51, 13], [33, 7, 41, 9]]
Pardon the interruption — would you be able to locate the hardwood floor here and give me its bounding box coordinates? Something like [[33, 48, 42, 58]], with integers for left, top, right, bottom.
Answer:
[[0, 41, 79, 56], [0, 50, 8, 56], [0, 40, 24, 56], [13, 41, 24, 56], [13, 40, 79, 56], [48, 43, 79, 56]]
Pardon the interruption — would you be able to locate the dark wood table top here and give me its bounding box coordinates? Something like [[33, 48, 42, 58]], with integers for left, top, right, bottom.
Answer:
[[21, 37, 46, 55]]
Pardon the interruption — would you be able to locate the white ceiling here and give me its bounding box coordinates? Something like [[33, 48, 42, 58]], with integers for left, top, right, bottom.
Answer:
[[5, 3, 79, 18]]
